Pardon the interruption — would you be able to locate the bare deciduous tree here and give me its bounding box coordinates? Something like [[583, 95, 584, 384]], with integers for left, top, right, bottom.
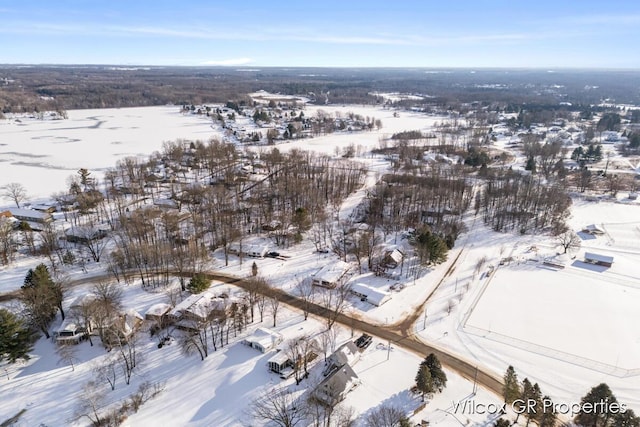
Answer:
[[363, 404, 409, 427], [557, 230, 581, 254], [56, 343, 80, 371], [1, 182, 27, 208], [248, 386, 308, 427]]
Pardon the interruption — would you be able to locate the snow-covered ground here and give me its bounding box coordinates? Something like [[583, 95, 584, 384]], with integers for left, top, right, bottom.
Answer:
[[1, 276, 502, 427], [3, 103, 640, 425], [409, 200, 640, 412], [0, 106, 221, 199]]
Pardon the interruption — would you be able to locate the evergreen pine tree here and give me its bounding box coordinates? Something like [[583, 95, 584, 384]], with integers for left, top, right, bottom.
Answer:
[[615, 409, 640, 427], [575, 383, 618, 427], [538, 395, 557, 427], [503, 365, 520, 404], [424, 353, 447, 392], [0, 308, 34, 363], [415, 362, 432, 402], [20, 264, 59, 338], [524, 383, 542, 427]]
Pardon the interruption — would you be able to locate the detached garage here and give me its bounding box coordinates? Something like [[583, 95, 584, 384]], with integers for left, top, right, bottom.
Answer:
[[584, 252, 614, 268]]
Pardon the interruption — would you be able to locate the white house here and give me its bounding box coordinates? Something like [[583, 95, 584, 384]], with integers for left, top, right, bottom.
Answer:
[[312, 260, 350, 288], [349, 282, 392, 307], [168, 291, 232, 325], [228, 242, 270, 258], [243, 327, 283, 353]]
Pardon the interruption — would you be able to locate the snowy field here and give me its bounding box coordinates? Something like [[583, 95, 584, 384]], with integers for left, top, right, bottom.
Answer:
[[414, 200, 640, 412], [0, 106, 220, 199]]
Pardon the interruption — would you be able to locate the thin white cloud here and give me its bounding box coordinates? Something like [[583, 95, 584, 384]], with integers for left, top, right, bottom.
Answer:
[[0, 19, 592, 48], [561, 13, 640, 26], [200, 57, 253, 66]]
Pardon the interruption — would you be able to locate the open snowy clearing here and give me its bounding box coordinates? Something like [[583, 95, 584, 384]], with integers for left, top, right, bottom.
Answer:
[[0, 106, 220, 199], [413, 199, 640, 412]]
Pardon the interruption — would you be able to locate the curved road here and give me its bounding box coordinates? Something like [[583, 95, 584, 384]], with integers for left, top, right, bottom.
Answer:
[[0, 269, 504, 400]]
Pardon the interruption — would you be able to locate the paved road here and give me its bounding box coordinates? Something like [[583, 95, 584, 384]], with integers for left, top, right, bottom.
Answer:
[[0, 269, 504, 399], [200, 272, 504, 399]]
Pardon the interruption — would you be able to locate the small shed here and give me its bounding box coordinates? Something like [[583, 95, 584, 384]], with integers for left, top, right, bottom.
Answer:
[[581, 224, 605, 235], [584, 252, 614, 267], [55, 321, 88, 345]]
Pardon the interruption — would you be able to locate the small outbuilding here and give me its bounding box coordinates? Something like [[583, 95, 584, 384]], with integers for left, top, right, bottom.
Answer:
[[581, 224, 605, 235], [584, 252, 614, 267]]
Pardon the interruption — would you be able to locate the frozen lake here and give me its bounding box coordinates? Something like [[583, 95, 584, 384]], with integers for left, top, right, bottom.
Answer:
[[0, 106, 219, 200]]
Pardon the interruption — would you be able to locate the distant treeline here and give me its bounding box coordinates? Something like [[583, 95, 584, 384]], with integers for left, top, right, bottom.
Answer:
[[2, 66, 640, 112]]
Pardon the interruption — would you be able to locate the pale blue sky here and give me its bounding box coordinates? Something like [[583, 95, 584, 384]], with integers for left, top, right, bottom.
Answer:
[[1, 1, 639, 68]]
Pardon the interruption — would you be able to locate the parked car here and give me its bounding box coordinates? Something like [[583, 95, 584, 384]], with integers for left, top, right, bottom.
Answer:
[[354, 333, 372, 350]]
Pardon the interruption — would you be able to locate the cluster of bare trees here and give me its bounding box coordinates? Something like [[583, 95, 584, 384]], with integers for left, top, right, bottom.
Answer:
[[73, 140, 365, 279], [478, 172, 571, 234], [248, 384, 357, 427]]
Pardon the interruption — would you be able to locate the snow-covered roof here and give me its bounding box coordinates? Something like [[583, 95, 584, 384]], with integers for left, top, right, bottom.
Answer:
[[328, 341, 360, 368], [169, 291, 228, 320], [584, 252, 614, 264], [268, 350, 290, 365], [383, 249, 404, 265], [69, 293, 97, 310], [245, 327, 283, 351], [145, 303, 173, 318], [349, 282, 392, 306], [7, 208, 51, 221], [313, 260, 350, 285]]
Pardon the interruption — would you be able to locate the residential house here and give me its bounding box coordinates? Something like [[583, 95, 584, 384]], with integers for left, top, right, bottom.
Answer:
[[322, 341, 360, 377], [101, 309, 144, 347], [312, 261, 350, 288], [349, 282, 392, 307], [243, 327, 283, 353], [313, 363, 360, 406], [144, 303, 173, 323], [8, 207, 52, 224], [381, 249, 404, 269], [228, 242, 270, 258], [168, 291, 235, 327]]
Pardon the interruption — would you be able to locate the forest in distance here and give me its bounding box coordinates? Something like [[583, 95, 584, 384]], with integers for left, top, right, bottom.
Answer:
[[2, 66, 640, 113]]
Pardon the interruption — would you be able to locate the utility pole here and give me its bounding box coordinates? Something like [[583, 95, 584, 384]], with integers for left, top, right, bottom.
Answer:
[[472, 366, 478, 395], [423, 308, 428, 330], [387, 339, 391, 360]]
